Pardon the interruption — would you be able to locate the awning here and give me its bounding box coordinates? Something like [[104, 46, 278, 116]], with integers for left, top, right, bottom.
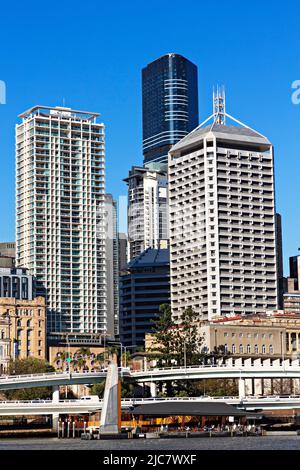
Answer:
[[132, 401, 251, 417]]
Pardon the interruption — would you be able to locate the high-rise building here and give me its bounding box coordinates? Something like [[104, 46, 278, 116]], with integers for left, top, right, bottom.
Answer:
[[0, 267, 35, 300], [104, 194, 119, 337], [169, 96, 278, 321], [125, 166, 169, 260], [118, 232, 128, 274], [275, 213, 284, 308], [288, 255, 300, 291], [0, 242, 15, 268], [142, 53, 199, 170], [119, 247, 170, 348], [16, 106, 107, 335]]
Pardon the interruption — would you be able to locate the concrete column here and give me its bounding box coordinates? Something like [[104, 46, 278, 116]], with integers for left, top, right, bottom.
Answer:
[[150, 382, 157, 398], [100, 363, 120, 435], [52, 412, 59, 432], [238, 378, 246, 400], [52, 385, 60, 403], [254, 379, 262, 395], [245, 379, 253, 396]]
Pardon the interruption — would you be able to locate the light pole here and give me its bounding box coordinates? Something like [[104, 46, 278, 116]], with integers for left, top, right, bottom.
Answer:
[[123, 345, 136, 368], [281, 331, 285, 363]]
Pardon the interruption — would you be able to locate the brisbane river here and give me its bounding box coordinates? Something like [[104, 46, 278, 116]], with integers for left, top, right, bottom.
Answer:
[[0, 436, 300, 450]]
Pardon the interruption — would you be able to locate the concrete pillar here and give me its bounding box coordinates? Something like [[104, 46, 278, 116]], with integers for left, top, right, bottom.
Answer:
[[52, 412, 59, 432], [238, 378, 246, 400], [52, 385, 59, 403], [254, 379, 262, 395], [245, 379, 253, 396], [226, 358, 233, 367], [100, 363, 120, 435], [150, 382, 157, 398], [263, 379, 272, 395]]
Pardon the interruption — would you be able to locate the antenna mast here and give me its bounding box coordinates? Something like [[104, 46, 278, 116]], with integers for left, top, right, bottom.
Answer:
[[213, 85, 226, 125]]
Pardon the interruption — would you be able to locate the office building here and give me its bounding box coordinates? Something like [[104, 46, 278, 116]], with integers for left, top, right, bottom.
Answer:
[[119, 247, 170, 348], [288, 254, 300, 291], [16, 106, 107, 335], [169, 94, 278, 321], [0, 295, 46, 371], [275, 213, 284, 308], [284, 254, 300, 315], [125, 166, 169, 260], [118, 232, 128, 274], [142, 53, 199, 170], [0, 242, 15, 268], [104, 194, 119, 337], [0, 267, 35, 300]]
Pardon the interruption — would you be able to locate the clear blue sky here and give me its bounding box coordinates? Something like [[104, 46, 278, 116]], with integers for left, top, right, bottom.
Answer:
[[0, 0, 299, 274]]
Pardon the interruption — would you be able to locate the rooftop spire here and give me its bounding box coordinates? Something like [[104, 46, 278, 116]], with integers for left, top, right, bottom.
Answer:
[[213, 85, 226, 125]]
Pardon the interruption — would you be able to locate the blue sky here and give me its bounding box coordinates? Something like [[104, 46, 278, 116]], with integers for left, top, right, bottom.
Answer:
[[0, 0, 299, 274]]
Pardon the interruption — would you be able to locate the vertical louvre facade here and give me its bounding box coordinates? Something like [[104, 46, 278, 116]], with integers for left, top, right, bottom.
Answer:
[[16, 106, 107, 334], [169, 122, 278, 321]]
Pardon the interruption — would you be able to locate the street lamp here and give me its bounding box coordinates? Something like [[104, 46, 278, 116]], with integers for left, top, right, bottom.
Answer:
[[123, 345, 136, 368], [281, 331, 285, 363]]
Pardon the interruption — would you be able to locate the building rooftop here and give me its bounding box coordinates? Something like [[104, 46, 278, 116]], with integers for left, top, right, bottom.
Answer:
[[170, 121, 271, 154], [128, 248, 170, 269], [18, 105, 100, 121]]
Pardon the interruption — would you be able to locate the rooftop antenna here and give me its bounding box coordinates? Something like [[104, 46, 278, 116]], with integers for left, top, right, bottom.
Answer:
[[62, 97, 66, 107], [213, 85, 226, 125]]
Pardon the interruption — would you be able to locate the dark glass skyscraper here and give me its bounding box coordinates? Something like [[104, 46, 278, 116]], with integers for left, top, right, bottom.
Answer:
[[142, 53, 199, 169]]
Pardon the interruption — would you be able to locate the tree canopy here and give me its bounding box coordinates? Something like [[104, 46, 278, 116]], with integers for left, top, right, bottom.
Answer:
[[3, 358, 55, 400]]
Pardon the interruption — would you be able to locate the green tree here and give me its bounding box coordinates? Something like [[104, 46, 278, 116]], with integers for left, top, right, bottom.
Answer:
[[150, 305, 205, 396], [90, 381, 105, 398], [3, 358, 55, 400], [150, 304, 177, 367], [174, 307, 205, 366]]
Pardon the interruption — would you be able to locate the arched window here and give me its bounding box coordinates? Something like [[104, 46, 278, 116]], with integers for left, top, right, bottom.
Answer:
[[224, 344, 228, 353], [247, 344, 251, 354], [232, 344, 236, 354], [27, 320, 31, 328], [254, 344, 259, 354], [269, 345, 273, 354], [262, 344, 266, 354], [17, 319, 21, 327], [239, 344, 244, 354]]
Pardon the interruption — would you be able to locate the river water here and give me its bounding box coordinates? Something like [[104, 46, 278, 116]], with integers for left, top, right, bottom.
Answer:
[[0, 436, 299, 450]]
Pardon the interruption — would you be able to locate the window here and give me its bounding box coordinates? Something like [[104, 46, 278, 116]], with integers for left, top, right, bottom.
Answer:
[[247, 344, 251, 354], [224, 332, 228, 337], [239, 344, 244, 353], [232, 344, 236, 354], [254, 344, 259, 353], [262, 344, 266, 354]]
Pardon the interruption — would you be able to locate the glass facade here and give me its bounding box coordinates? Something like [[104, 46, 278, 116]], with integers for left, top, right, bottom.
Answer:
[[142, 53, 199, 168]]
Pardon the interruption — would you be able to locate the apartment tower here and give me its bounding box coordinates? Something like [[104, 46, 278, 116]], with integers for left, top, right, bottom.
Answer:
[[16, 106, 107, 335]]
